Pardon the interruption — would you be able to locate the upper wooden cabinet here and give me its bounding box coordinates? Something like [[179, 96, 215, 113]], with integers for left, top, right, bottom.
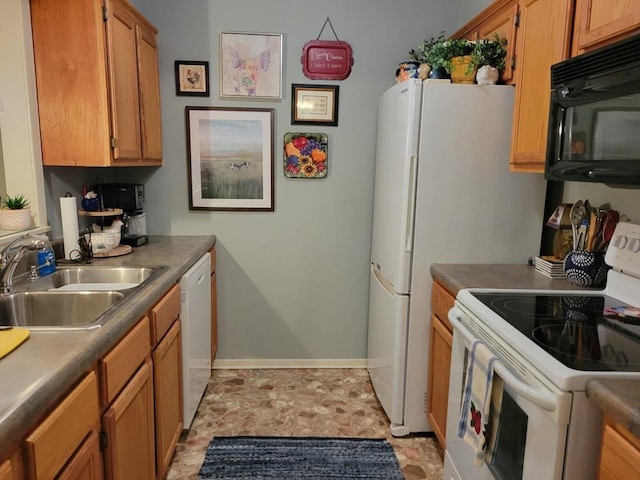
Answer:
[[457, 0, 640, 173], [30, 0, 163, 167], [452, 0, 519, 83], [573, 0, 640, 55], [509, 0, 574, 172]]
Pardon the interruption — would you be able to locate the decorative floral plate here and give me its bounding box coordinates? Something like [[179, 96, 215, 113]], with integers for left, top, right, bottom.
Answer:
[[283, 132, 328, 178]]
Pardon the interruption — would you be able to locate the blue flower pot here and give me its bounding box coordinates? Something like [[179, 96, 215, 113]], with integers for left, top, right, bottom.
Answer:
[[563, 250, 609, 288], [81, 197, 100, 212]]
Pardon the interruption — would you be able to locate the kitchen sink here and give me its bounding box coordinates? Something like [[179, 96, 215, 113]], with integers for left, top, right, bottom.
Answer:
[[3, 265, 167, 330], [0, 291, 125, 330], [21, 266, 160, 292]]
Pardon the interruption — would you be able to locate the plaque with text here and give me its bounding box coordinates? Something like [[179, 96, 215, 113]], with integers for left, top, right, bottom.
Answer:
[[301, 40, 354, 81]]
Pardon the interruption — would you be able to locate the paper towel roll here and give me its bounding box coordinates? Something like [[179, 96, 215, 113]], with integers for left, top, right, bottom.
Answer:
[[60, 196, 79, 259]]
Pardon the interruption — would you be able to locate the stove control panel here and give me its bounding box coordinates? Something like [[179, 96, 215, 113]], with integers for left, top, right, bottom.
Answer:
[[605, 222, 640, 277]]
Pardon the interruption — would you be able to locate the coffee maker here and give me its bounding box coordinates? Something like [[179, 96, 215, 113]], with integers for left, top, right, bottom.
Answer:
[[94, 183, 148, 247]]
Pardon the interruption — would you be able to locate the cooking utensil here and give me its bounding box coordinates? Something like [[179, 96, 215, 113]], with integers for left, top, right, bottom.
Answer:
[[570, 200, 586, 250], [569, 201, 583, 250], [602, 210, 620, 250], [586, 211, 598, 252]]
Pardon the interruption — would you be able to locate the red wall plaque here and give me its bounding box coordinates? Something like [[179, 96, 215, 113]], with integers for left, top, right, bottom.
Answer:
[[301, 40, 354, 81]]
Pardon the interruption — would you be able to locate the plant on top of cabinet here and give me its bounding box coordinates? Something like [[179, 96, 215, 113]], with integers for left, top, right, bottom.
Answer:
[[30, 0, 163, 167]]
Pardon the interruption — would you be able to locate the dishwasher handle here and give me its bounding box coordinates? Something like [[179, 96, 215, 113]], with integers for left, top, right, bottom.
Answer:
[[449, 308, 559, 412]]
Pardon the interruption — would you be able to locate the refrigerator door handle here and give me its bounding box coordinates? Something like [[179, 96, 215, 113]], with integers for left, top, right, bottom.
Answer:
[[372, 263, 398, 296], [404, 154, 418, 252]]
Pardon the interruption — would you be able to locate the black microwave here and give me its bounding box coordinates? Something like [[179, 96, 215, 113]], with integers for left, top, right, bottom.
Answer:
[[94, 183, 145, 213], [545, 33, 640, 186]]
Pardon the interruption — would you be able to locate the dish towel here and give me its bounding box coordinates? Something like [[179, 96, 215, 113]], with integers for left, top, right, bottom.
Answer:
[[0, 327, 30, 360], [457, 339, 504, 466]]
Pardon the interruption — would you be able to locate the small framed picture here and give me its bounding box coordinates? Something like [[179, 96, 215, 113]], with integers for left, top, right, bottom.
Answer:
[[291, 84, 339, 126], [219, 32, 283, 99], [175, 61, 210, 97]]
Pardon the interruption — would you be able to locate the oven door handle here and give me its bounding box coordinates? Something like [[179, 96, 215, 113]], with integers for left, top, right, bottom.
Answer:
[[449, 310, 559, 412]]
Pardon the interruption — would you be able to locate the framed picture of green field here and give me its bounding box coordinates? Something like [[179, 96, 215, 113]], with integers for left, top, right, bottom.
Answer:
[[186, 106, 275, 211]]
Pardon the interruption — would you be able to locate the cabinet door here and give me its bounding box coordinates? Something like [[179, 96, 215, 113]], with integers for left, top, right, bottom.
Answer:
[[573, 0, 640, 54], [30, 0, 112, 166], [137, 22, 163, 164], [152, 321, 183, 480], [105, 0, 143, 162], [24, 373, 100, 480], [427, 315, 453, 448], [57, 431, 104, 480], [103, 360, 155, 480], [451, 0, 518, 84], [510, 0, 573, 172], [211, 270, 218, 362], [478, 1, 518, 83], [0, 460, 13, 480], [599, 420, 640, 480]]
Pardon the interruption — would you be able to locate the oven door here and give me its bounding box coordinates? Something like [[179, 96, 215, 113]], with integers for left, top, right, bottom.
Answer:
[[444, 307, 573, 480]]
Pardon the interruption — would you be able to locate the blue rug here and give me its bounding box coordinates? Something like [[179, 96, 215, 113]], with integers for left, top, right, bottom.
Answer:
[[197, 436, 404, 479]]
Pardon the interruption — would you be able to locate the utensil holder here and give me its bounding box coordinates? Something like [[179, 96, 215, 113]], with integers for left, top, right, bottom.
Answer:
[[563, 250, 609, 288]]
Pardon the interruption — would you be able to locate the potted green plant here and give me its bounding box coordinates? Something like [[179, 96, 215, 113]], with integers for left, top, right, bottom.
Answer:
[[409, 32, 449, 79], [409, 34, 476, 81], [0, 194, 33, 230], [471, 34, 508, 84]]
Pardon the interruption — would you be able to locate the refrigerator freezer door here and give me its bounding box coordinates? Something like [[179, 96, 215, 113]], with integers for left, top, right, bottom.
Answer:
[[367, 265, 410, 428], [370, 79, 422, 294]]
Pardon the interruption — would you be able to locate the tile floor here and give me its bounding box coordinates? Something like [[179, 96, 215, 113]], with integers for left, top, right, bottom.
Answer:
[[167, 368, 444, 479]]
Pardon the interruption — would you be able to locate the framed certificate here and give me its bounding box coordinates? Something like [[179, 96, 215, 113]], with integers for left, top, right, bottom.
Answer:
[[291, 84, 339, 126]]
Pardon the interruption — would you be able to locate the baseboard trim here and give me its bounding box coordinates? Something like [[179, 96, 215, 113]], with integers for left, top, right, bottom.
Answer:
[[212, 358, 368, 369]]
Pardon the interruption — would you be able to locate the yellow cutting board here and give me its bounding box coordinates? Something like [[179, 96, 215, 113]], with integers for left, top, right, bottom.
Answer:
[[0, 328, 30, 359]]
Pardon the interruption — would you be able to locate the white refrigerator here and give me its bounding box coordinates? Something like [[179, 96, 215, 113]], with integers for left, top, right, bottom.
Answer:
[[366, 79, 547, 436]]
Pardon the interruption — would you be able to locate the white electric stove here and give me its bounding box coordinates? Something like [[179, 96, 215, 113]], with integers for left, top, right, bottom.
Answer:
[[444, 222, 640, 480]]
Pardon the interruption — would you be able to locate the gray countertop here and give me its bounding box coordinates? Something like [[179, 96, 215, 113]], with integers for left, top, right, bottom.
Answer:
[[430, 262, 588, 295], [0, 235, 215, 458], [431, 263, 640, 440]]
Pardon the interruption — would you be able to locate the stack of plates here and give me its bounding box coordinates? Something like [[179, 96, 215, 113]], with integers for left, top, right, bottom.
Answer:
[[535, 256, 565, 279]]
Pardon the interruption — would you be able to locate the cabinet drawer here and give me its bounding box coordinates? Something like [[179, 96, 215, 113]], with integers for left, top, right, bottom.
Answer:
[[150, 284, 181, 346], [431, 281, 455, 332], [24, 372, 99, 480], [99, 316, 151, 405]]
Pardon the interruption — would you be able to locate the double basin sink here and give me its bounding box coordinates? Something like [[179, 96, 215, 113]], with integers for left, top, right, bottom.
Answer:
[[0, 266, 165, 330]]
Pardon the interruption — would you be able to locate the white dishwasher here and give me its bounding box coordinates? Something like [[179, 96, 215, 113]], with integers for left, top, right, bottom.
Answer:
[[179, 252, 211, 429]]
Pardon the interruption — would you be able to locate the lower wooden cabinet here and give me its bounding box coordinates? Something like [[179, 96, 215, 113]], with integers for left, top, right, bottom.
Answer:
[[0, 450, 23, 480], [153, 320, 183, 479], [0, 461, 12, 480], [23, 372, 101, 480], [598, 415, 640, 480], [427, 281, 456, 449], [8, 281, 187, 480], [102, 360, 155, 480], [209, 246, 218, 363], [57, 431, 103, 480]]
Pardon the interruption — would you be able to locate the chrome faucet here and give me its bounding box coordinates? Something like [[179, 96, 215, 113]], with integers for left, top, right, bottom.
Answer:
[[0, 234, 34, 294]]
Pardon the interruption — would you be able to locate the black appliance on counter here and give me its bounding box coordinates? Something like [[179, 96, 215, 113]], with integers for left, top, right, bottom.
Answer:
[[545, 32, 640, 185], [94, 183, 148, 247]]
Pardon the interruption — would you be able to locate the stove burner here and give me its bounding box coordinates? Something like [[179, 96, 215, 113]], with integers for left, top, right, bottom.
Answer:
[[486, 295, 605, 322], [532, 324, 602, 363]]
